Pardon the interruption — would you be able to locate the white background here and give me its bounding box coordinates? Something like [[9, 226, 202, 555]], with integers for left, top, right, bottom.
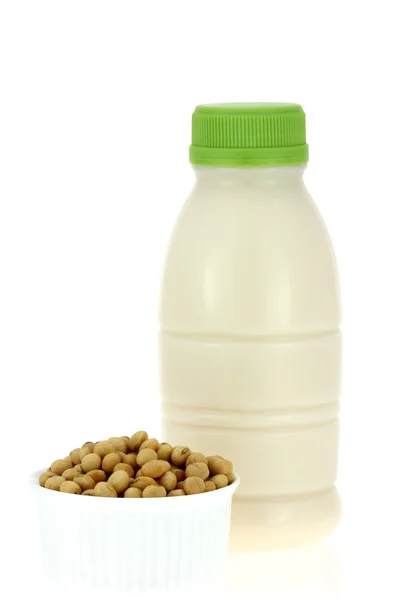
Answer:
[[1, 1, 399, 598]]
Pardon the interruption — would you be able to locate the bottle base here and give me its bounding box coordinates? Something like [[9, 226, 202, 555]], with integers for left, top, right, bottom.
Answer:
[[229, 486, 341, 551]]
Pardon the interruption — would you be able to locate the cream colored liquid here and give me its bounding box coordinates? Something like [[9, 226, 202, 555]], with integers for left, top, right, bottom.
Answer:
[[159, 166, 341, 549]]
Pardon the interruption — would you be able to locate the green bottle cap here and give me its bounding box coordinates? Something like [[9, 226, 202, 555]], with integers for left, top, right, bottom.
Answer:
[[190, 103, 308, 167]]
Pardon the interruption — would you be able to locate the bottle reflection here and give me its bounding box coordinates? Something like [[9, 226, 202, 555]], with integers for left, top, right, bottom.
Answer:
[[226, 539, 341, 600]]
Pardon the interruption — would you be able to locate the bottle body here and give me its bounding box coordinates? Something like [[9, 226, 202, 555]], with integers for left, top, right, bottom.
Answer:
[[159, 166, 341, 505]]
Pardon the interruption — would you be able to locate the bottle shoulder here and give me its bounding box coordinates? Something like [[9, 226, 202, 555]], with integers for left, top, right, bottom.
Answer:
[[160, 184, 341, 335]]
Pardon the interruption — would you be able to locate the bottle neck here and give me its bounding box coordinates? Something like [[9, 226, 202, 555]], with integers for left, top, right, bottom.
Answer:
[[192, 164, 307, 190]]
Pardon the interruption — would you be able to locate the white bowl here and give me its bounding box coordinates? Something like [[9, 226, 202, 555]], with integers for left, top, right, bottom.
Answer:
[[30, 469, 239, 596]]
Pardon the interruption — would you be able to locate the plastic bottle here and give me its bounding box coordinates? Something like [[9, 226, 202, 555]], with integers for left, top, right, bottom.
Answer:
[[159, 104, 341, 549]]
